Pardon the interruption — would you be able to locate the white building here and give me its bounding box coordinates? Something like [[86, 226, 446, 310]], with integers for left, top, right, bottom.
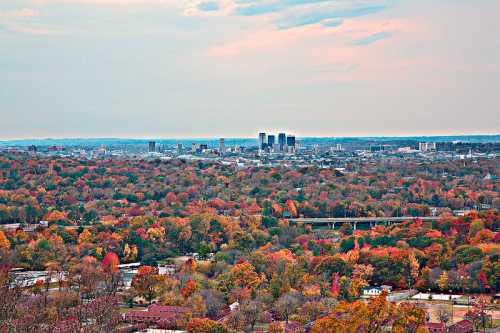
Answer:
[[419, 142, 436, 152], [363, 285, 393, 296]]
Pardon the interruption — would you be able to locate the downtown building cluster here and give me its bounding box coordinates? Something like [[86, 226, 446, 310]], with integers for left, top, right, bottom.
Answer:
[[258, 132, 296, 153]]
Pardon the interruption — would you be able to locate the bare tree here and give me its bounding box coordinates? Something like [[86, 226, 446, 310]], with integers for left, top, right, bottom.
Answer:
[[436, 304, 452, 326], [0, 267, 24, 326], [274, 291, 303, 324]]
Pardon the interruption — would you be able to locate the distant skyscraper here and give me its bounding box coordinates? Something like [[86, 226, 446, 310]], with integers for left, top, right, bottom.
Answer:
[[278, 133, 286, 151], [219, 138, 225, 156], [330, 144, 343, 153], [258, 132, 267, 150], [267, 135, 275, 148], [286, 135, 296, 148], [98, 144, 106, 155], [419, 142, 436, 152], [148, 141, 156, 152], [177, 143, 183, 153]]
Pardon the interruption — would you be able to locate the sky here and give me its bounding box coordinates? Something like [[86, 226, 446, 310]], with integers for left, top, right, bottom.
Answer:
[[0, 0, 499, 139]]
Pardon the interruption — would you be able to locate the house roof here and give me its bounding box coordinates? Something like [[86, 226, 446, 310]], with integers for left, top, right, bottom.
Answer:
[[125, 305, 188, 321], [147, 305, 187, 314], [450, 319, 473, 328], [125, 311, 177, 320], [363, 285, 392, 291]]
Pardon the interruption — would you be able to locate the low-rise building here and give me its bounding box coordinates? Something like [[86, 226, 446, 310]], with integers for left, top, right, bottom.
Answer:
[[425, 322, 446, 333], [448, 320, 474, 333], [124, 305, 188, 328], [362, 285, 393, 296]]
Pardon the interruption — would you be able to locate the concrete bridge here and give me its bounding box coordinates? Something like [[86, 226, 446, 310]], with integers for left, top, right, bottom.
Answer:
[[289, 216, 439, 230], [0, 223, 91, 233]]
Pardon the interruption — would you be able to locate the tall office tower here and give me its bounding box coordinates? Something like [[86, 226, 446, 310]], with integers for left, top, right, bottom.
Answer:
[[258, 132, 267, 150], [278, 133, 286, 151], [148, 141, 156, 153], [267, 135, 275, 147], [177, 143, 183, 154], [219, 138, 225, 156], [286, 136, 296, 153], [98, 144, 106, 155], [191, 143, 197, 153], [419, 142, 436, 152], [331, 143, 343, 152]]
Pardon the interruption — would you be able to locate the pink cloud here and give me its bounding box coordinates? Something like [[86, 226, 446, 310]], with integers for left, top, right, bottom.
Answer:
[[207, 24, 331, 57], [206, 18, 420, 57], [205, 16, 432, 86], [29, 0, 175, 5]]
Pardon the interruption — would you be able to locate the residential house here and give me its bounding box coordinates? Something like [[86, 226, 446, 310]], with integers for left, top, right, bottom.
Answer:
[[448, 320, 474, 333], [362, 285, 393, 296], [124, 305, 188, 328], [425, 322, 446, 333]]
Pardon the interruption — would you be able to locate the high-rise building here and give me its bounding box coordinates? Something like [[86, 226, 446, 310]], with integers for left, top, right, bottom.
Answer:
[[267, 135, 275, 148], [98, 144, 106, 155], [419, 142, 436, 152], [258, 132, 267, 150], [331, 144, 343, 152], [219, 138, 225, 156], [177, 143, 183, 154], [286, 135, 296, 148], [148, 141, 156, 153], [278, 133, 286, 151]]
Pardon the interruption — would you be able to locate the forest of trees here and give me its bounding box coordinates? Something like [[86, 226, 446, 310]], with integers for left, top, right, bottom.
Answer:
[[0, 153, 498, 332]]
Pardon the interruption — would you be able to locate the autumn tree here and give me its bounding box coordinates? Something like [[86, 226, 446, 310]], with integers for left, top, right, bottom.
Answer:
[[187, 318, 229, 333], [101, 252, 122, 295], [230, 261, 263, 290], [131, 265, 167, 304], [391, 302, 427, 333]]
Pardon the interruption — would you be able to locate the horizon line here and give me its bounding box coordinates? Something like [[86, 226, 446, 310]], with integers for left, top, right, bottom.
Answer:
[[1, 132, 500, 143]]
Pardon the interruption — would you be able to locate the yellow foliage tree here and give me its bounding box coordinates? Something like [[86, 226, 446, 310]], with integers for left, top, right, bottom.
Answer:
[[437, 271, 449, 291], [230, 261, 263, 290], [0, 231, 10, 253], [78, 229, 91, 245]]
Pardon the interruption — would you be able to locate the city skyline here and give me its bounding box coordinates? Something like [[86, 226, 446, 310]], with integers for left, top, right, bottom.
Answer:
[[1, 132, 500, 143], [1, 0, 500, 139]]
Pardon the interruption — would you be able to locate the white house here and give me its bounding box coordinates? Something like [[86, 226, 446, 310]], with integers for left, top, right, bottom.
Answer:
[[229, 301, 239, 312], [363, 285, 393, 296]]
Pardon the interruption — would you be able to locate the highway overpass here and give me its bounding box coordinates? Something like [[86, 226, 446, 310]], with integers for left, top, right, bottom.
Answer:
[[288, 216, 439, 230]]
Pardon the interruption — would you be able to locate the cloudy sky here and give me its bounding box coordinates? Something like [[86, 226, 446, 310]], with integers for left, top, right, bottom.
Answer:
[[1, 0, 499, 139]]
